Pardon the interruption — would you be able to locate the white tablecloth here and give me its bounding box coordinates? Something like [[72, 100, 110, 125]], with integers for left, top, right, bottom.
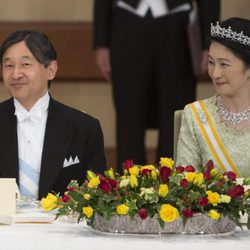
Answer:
[[0, 220, 249, 250]]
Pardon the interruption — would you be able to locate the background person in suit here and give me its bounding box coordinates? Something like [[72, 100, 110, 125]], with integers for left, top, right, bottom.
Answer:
[[94, 0, 220, 172], [0, 30, 106, 200]]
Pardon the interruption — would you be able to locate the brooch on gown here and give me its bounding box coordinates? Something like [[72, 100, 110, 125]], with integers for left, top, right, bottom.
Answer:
[[197, 109, 207, 124]]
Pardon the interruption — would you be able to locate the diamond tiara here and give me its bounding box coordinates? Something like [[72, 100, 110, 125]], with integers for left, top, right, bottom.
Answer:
[[211, 22, 250, 46]]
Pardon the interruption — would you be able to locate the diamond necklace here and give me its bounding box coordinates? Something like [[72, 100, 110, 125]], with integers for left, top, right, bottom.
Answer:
[[218, 98, 250, 127]]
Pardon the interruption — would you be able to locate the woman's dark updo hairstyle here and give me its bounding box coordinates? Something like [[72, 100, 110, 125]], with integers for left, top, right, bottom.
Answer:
[[210, 17, 250, 67]]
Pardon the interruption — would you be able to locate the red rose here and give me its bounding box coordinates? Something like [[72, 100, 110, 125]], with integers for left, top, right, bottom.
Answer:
[[203, 172, 212, 181], [197, 197, 208, 207], [138, 208, 148, 219], [185, 165, 195, 172], [98, 179, 111, 193], [183, 208, 193, 218], [227, 185, 245, 198], [123, 159, 134, 170], [107, 178, 118, 189], [227, 171, 237, 181], [181, 178, 188, 188], [160, 166, 171, 183], [206, 160, 214, 172], [62, 194, 70, 203], [176, 166, 185, 173]]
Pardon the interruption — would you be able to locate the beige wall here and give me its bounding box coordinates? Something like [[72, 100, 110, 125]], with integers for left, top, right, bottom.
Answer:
[[0, 0, 93, 21], [221, 0, 250, 19], [0, 0, 249, 21], [0, 0, 249, 147]]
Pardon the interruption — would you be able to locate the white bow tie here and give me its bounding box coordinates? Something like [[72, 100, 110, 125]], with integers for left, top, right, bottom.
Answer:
[[15, 109, 42, 123]]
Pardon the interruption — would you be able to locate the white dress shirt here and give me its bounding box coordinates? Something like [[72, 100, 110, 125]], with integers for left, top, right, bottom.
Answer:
[[117, 0, 191, 18], [14, 92, 50, 179]]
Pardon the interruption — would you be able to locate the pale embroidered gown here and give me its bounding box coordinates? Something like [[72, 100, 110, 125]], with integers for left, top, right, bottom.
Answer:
[[176, 95, 250, 177]]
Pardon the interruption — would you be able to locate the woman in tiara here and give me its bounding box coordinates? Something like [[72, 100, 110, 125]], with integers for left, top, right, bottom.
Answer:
[[176, 17, 250, 177]]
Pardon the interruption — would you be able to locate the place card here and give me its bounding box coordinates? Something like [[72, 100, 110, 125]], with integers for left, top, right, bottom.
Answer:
[[0, 178, 16, 216]]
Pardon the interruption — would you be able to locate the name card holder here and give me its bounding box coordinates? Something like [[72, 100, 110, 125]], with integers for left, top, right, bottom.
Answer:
[[0, 178, 16, 216]]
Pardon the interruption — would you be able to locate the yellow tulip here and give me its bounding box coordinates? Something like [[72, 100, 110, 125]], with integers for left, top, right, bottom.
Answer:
[[106, 168, 115, 179], [151, 170, 157, 180], [88, 176, 100, 188], [129, 166, 139, 176], [160, 157, 174, 170], [210, 168, 222, 179], [41, 193, 58, 212], [87, 170, 96, 180], [185, 172, 196, 183], [130, 175, 138, 188], [193, 173, 204, 186]]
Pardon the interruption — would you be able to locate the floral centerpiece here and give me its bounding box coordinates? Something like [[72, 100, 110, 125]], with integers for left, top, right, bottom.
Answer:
[[42, 157, 250, 234]]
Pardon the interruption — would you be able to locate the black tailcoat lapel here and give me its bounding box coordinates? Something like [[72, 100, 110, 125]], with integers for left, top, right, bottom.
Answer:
[[39, 98, 75, 199], [0, 98, 19, 181]]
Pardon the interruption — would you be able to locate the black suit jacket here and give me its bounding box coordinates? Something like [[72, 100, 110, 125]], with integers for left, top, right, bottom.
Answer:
[[94, 0, 221, 49], [0, 97, 106, 199]]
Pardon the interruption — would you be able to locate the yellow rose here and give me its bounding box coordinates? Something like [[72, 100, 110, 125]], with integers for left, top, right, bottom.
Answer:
[[159, 204, 179, 222], [206, 190, 220, 206], [130, 175, 138, 188], [106, 168, 115, 179], [219, 194, 231, 203], [129, 166, 139, 176], [83, 206, 93, 218], [193, 173, 204, 186], [41, 193, 58, 212], [83, 193, 91, 200], [159, 184, 169, 198], [116, 204, 129, 215], [185, 172, 196, 183], [88, 176, 100, 188], [160, 157, 174, 170], [208, 209, 220, 220]]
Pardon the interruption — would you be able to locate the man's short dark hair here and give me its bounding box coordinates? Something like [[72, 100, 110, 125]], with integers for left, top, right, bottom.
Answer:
[[0, 30, 57, 67], [0, 30, 57, 87]]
